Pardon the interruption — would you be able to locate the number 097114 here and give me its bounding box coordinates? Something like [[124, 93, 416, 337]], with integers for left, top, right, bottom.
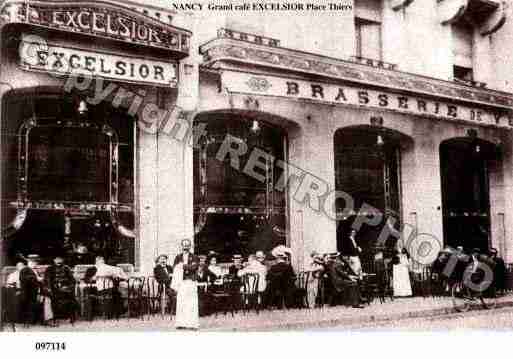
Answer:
[[34, 342, 66, 351]]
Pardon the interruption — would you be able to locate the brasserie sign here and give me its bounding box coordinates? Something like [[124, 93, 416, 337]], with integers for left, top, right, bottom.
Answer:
[[20, 37, 177, 87], [222, 71, 511, 128]]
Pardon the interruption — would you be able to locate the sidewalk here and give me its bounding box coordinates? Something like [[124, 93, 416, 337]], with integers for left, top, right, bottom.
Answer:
[[7, 294, 513, 332]]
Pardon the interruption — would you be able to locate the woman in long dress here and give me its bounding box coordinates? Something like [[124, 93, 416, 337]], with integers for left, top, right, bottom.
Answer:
[[172, 239, 200, 330], [393, 249, 413, 297]]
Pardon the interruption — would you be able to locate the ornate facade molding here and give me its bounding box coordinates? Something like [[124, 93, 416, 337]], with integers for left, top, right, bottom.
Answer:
[[437, 0, 507, 36], [480, 1, 507, 36], [200, 37, 513, 110], [438, 0, 469, 25], [0, 0, 191, 57]]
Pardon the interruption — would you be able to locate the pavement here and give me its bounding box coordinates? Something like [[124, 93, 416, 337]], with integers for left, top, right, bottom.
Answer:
[[5, 292, 513, 332]]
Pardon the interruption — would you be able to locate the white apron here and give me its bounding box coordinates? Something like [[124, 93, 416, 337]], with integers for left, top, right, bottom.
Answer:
[[393, 254, 412, 297], [173, 263, 199, 329]]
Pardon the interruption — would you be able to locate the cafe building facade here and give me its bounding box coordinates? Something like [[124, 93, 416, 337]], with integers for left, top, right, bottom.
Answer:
[[2, 0, 513, 273], [0, 0, 192, 273]]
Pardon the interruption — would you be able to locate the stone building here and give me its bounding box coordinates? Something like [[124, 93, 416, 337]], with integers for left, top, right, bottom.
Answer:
[[2, 0, 513, 273]]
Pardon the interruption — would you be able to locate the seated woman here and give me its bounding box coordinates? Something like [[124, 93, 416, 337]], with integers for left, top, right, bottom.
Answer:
[[208, 255, 223, 280]]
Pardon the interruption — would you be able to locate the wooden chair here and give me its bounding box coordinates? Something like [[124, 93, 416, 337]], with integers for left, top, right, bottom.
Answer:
[[142, 276, 163, 318], [295, 271, 310, 309], [83, 277, 117, 320], [127, 277, 145, 319], [241, 273, 260, 314], [209, 275, 237, 317]]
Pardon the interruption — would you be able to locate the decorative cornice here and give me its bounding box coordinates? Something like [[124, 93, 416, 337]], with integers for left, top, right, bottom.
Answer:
[[481, 1, 507, 36], [438, 0, 469, 25], [0, 0, 191, 57], [390, 0, 415, 11], [437, 0, 507, 36], [200, 37, 513, 110]]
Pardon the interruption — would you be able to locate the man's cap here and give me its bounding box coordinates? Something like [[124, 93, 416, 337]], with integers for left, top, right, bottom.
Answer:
[[255, 251, 265, 259], [27, 254, 41, 261], [233, 254, 243, 260]]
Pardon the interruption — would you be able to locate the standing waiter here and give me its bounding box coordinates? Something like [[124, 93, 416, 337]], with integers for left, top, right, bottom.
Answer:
[[172, 239, 199, 330]]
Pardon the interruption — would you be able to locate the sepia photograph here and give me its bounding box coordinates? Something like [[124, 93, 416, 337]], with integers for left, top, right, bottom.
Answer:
[[1, 0, 513, 351]]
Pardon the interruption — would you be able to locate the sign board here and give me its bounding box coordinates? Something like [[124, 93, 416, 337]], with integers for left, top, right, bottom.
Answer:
[[0, 1, 190, 56], [20, 36, 178, 87], [222, 71, 511, 128]]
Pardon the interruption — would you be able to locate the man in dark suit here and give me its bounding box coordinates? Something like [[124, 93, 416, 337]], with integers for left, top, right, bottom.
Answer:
[[196, 255, 214, 316], [154, 254, 173, 288], [44, 256, 78, 322], [153, 254, 176, 314], [325, 253, 364, 308], [267, 253, 296, 309], [490, 248, 506, 294], [19, 254, 55, 325]]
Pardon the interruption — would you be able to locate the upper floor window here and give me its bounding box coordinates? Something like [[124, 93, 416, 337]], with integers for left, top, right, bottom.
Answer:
[[355, 0, 383, 60], [452, 21, 474, 81]]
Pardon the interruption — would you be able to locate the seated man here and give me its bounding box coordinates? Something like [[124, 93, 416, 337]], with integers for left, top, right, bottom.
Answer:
[[228, 254, 244, 288], [44, 256, 78, 322], [153, 254, 176, 314], [196, 255, 215, 316], [84, 256, 128, 319], [325, 253, 364, 308], [266, 253, 296, 309], [19, 254, 55, 325]]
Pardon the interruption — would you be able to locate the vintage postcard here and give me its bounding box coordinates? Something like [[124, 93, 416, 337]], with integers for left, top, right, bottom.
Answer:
[[1, 0, 513, 349]]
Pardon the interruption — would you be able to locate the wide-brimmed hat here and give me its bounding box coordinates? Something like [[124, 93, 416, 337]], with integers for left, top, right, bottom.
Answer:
[[232, 254, 243, 260]]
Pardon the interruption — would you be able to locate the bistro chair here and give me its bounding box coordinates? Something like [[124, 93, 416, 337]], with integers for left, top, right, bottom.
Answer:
[[127, 276, 145, 319], [142, 276, 163, 318], [209, 275, 237, 317], [83, 277, 117, 321], [295, 271, 310, 309], [241, 273, 260, 314]]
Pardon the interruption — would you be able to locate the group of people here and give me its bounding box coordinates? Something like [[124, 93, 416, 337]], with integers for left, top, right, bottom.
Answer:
[[5, 254, 78, 326], [4, 232, 508, 330], [153, 239, 299, 330]]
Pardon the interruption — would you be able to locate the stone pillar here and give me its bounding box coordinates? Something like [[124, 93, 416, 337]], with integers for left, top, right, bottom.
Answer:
[[407, 123, 444, 253], [288, 106, 337, 271], [136, 128, 158, 274]]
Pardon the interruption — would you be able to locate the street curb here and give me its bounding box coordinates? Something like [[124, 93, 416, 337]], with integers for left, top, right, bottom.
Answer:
[[213, 298, 513, 331]]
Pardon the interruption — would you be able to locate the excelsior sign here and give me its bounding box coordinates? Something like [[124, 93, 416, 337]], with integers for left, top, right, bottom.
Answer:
[[20, 38, 177, 87], [222, 71, 511, 128], [0, 1, 191, 56]]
